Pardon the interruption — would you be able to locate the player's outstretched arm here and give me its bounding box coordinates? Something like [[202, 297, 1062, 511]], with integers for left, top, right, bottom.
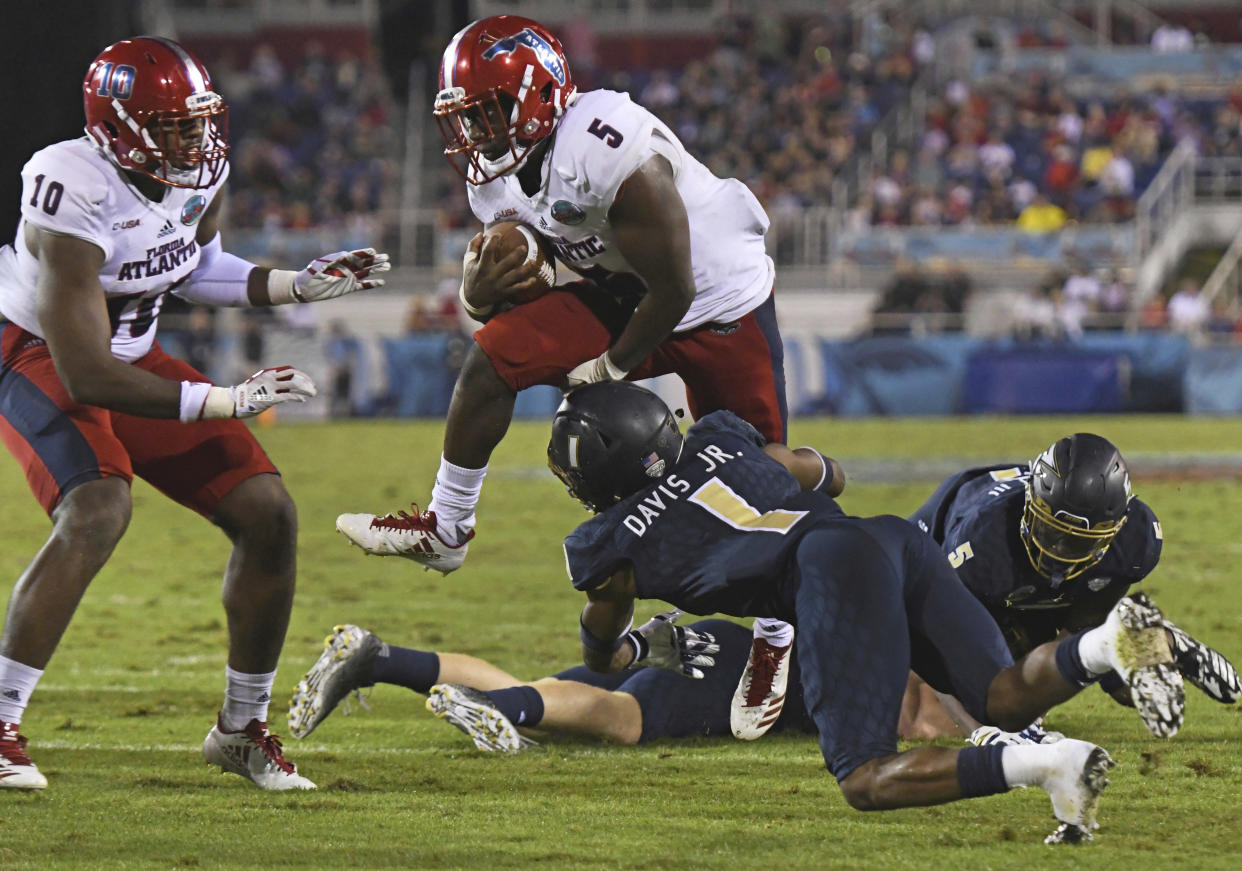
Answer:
[[174, 193, 390, 308]]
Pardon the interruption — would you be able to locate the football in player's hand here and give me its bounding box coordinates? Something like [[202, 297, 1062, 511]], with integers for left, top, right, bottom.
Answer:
[[484, 220, 557, 304]]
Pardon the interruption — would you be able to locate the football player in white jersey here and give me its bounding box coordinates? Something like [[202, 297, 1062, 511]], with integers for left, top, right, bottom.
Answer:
[[336, 15, 797, 739], [0, 37, 389, 791]]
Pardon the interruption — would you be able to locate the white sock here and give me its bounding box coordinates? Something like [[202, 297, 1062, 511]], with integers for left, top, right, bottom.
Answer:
[[428, 455, 488, 544], [1076, 622, 1115, 676], [0, 655, 43, 724], [753, 618, 794, 648], [221, 667, 276, 731], [1000, 744, 1051, 789]]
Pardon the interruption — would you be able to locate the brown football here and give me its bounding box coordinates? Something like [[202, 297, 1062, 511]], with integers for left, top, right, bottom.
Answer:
[[483, 220, 557, 304]]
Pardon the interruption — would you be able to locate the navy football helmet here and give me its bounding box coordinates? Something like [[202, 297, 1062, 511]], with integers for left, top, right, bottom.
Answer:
[[548, 383, 683, 512], [1021, 433, 1132, 582]]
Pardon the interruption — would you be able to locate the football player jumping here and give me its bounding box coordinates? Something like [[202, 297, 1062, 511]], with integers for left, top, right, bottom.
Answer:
[[548, 382, 1187, 844], [908, 433, 1239, 743], [336, 15, 804, 738], [0, 37, 388, 791]]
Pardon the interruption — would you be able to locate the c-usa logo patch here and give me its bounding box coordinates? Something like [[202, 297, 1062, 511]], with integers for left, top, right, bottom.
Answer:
[[181, 194, 207, 226], [551, 200, 586, 225]]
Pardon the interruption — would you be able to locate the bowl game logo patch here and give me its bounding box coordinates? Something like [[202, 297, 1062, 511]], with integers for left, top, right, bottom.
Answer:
[[181, 194, 207, 226]]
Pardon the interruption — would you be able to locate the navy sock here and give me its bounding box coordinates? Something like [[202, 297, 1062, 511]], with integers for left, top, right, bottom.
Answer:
[[1055, 630, 1100, 688], [956, 745, 1009, 798], [369, 644, 440, 694], [483, 685, 546, 727]]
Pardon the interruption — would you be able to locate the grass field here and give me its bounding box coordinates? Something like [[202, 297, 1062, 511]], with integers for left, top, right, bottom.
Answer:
[[2, 415, 1240, 870]]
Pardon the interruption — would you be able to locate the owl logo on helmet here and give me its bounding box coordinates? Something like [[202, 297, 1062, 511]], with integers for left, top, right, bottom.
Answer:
[[434, 16, 577, 184], [82, 36, 229, 190], [548, 383, 684, 513], [1020, 433, 1133, 585]]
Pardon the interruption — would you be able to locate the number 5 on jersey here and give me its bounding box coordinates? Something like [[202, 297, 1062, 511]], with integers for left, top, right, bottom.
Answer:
[[948, 541, 974, 568]]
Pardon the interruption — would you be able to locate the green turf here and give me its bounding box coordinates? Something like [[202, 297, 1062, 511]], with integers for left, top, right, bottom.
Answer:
[[2, 416, 1240, 869]]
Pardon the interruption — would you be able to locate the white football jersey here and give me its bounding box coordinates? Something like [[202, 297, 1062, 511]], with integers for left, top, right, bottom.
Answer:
[[0, 137, 228, 362], [467, 89, 774, 331]]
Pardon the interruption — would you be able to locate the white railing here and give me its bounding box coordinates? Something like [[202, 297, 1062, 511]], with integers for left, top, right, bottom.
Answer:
[[1133, 141, 1196, 266], [1200, 224, 1242, 313]]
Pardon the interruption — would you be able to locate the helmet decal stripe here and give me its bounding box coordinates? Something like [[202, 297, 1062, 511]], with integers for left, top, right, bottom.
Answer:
[[145, 36, 208, 93], [441, 23, 472, 90]]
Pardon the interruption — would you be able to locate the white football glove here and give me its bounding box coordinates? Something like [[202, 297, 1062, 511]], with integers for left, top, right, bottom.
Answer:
[[626, 610, 720, 679], [230, 366, 317, 417], [563, 351, 628, 391], [268, 248, 390, 304], [179, 366, 317, 421]]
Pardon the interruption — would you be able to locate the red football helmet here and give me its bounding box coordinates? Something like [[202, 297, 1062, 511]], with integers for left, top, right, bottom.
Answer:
[[434, 16, 576, 184], [83, 36, 229, 190]]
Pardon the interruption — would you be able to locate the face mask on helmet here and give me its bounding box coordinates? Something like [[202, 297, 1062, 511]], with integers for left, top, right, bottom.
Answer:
[[83, 36, 230, 190], [1019, 433, 1132, 583], [547, 383, 683, 513], [434, 16, 576, 184]]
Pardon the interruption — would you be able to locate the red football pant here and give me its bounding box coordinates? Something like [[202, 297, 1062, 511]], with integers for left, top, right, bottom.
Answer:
[[0, 325, 278, 517], [474, 283, 787, 442]]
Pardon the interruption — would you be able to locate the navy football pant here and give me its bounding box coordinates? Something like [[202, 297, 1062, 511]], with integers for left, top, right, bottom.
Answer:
[[553, 619, 813, 742], [791, 516, 1013, 780]]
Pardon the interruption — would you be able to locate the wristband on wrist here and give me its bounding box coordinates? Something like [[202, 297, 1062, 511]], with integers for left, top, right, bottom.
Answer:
[[600, 351, 629, 381], [179, 380, 211, 422], [798, 446, 833, 493], [579, 615, 635, 657], [459, 281, 494, 318], [267, 269, 301, 305]]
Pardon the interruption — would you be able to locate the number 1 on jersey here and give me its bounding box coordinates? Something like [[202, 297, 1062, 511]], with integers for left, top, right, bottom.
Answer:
[[690, 478, 807, 534]]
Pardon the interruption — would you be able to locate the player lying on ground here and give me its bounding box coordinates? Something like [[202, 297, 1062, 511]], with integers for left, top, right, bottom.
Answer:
[[548, 382, 1187, 844], [0, 37, 388, 792], [908, 433, 1239, 743], [286, 619, 963, 750], [333, 15, 806, 738]]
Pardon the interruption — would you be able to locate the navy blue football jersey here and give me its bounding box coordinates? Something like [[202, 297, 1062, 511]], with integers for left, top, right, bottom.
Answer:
[[908, 463, 1162, 653], [563, 411, 844, 618]]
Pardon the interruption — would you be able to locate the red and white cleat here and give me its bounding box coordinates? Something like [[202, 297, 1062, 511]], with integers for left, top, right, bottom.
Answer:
[[336, 506, 473, 574], [730, 636, 793, 740], [0, 721, 46, 790], [202, 717, 315, 790]]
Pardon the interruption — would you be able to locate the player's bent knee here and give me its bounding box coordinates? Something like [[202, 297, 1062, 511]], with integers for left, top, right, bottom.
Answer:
[[457, 344, 512, 397], [838, 764, 885, 812], [52, 477, 132, 554], [214, 474, 297, 546]]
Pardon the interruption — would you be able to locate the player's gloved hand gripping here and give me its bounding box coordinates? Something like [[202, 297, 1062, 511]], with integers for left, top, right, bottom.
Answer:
[[626, 610, 720, 678], [268, 248, 390, 304], [179, 367, 318, 422], [564, 350, 628, 391]]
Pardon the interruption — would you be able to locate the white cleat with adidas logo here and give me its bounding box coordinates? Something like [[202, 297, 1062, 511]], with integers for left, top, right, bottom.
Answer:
[[336, 506, 473, 573], [730, 635, 793, 740], [0, 721, 47, 790], [202, 717, 315, 790]]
